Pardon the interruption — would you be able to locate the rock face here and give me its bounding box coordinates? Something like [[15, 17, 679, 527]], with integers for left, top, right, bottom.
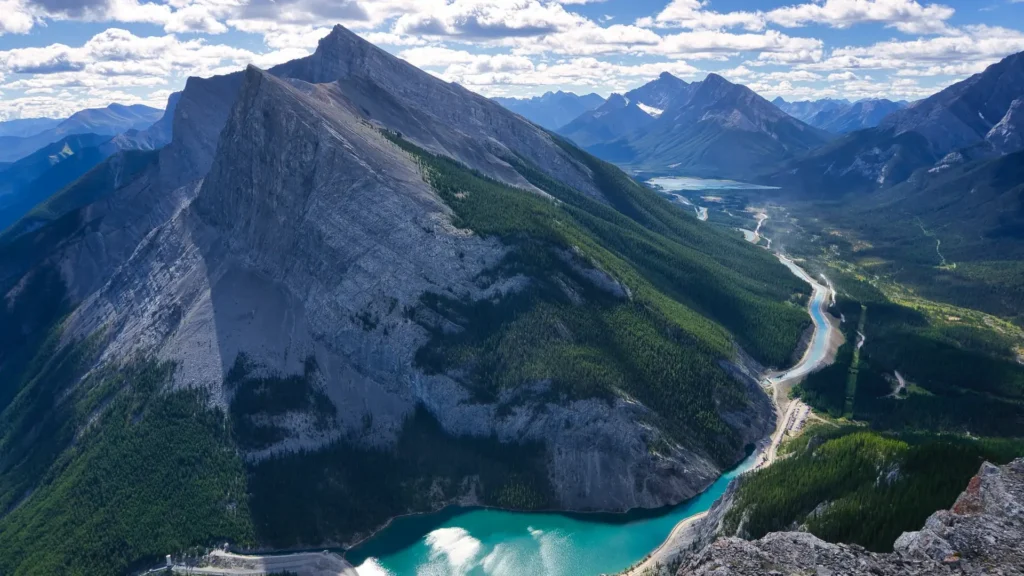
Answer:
[[5, 25, 779, 517], [48, 30, 777, 511], [560, 93, 659, 147], [678, 458, 1024, 575]]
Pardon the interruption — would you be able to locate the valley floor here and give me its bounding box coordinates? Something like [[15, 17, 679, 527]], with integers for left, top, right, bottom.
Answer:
[[620, 215, 843, 576]]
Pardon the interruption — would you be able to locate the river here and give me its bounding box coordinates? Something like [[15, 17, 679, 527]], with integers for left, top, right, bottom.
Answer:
[[346, 454, 758, 575], [767, 255, 834, 384]]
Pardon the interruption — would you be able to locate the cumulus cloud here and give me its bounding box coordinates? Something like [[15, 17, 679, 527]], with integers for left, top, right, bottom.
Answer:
[[652, 29, 824, 63], [765, 0, 956, 35], [0, 27, 289, 118], [512, 22, 661, 56], [0, 0, 40, 34], [640, 0, 765, 31], [394, 0, 582, 39], [801, 24, 1024, 73]]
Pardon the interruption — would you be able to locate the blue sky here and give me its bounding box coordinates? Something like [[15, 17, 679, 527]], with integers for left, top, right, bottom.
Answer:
[[1, 0, 1024, 119]]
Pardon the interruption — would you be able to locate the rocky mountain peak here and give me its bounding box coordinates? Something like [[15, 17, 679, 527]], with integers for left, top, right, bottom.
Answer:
[[605, 93, 628, 107], [700, 73, 733, 91], [987, 96, 1024, 153]]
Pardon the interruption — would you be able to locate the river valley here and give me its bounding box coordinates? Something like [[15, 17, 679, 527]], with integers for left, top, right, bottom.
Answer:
[[342, 187, 838, 576]]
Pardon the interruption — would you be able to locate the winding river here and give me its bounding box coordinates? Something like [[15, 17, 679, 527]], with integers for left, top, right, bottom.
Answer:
[[768, 255, 833, 384], [344, 182, 835, 576]]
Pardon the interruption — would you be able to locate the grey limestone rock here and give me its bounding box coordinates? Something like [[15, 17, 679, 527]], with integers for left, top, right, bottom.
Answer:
[[678, 458, 1024, 576]]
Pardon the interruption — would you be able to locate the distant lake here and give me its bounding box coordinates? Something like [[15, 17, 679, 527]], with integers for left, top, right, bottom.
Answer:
[[646, 176, 780, 191], [345, 454, 757, 575]]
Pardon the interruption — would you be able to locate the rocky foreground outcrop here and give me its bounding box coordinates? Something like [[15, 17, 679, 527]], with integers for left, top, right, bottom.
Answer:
[[679, 458, 1024, 575]]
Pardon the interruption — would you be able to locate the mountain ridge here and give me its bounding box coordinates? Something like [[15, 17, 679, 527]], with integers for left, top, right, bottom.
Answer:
[[0, 103, 163, 163], [770, 50, 1024, 194], [493, 90, 605, 130], [582, 73, 831, 179]]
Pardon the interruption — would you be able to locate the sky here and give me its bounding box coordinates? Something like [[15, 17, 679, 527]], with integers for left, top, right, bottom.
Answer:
[[1, 0, 1024, 120]]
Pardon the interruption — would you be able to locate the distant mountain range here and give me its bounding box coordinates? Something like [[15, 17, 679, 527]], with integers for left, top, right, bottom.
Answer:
[[492, 91, 604, 130], [559, 72, 688, 147], [562, 72, 831, 180], [773, 97, 907, 134], [770, 51, 1024, 194], [0, 103, 163, 163], [0, 93, 180, 232], [0, 117, 63, 138]]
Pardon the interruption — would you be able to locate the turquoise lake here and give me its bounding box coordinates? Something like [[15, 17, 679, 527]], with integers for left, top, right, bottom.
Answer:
[[345, 454, 757, 576]]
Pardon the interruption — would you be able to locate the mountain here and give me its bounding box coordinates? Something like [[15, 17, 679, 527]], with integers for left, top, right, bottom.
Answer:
[[492, 91, 604, 130], [559, 72, 690, 148], [0, 103, 163, 163], [558, 93, 659, 147], [772, 97, 850, 124], [0, 95, 182, 233], [0, 117, 63, 138], [771, 51, 1024, 194], [0, 25, 824, 574], [113, 91, 182, 151], [0, 133, 117, 231], [774, 97, 907, 133], [585, 73, 831, 179]]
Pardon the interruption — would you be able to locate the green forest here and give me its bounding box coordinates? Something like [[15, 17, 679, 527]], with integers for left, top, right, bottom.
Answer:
[[723, 427, 1024, 551], [0, 359, 254, 575], [795, 272, 1024, 436]]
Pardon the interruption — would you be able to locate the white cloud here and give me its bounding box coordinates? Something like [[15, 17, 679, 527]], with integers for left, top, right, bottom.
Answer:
[[512, 22, 661, 56], [652, 29, 824, 63], [0, 27, 287, 118], [640, 0, 765, 31], [439, 56, 700, 96], [0, 0, 35, 35], [801, 24, 1024, 73], [765, 0, 956, 35], [393, 0, 582, 39]]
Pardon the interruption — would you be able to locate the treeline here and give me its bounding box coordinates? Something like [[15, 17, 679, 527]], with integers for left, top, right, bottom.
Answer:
[[723, 428, 1024, 551]]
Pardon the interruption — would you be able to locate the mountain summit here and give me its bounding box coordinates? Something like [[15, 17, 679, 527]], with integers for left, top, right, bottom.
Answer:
[[577, 73, 831, 179]]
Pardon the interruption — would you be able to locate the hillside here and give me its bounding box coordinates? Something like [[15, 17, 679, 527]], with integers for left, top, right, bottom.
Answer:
[[0, 26, 819, 574], [559, 93, 659, 147], [0, 133, 116, 231], [0, 117, 62, 138]]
